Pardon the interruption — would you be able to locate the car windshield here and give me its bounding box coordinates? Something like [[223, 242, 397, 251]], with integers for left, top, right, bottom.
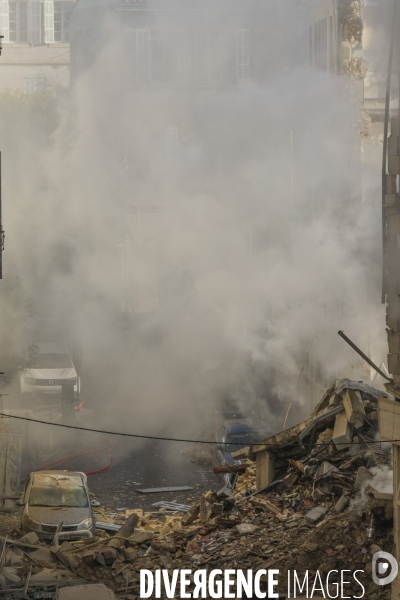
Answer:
[[225, 432, 266, 453], [32, 353, 72, 369], [29, 485, 89, 507]]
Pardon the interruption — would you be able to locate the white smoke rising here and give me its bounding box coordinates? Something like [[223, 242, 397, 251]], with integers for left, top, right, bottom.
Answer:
[[1, 4, 388, 439], [369, 465, 393, 495], [349, 459, 393, 510]]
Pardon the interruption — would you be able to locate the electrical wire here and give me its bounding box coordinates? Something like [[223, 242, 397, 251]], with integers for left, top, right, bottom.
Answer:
[[0, 410, 390, 448]]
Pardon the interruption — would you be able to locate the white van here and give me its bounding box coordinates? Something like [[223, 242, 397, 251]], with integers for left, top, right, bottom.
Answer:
[[20, 340, 79, 399]]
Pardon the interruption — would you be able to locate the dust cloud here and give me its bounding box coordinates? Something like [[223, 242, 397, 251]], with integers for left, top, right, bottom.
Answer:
[[349, 462, 393, 510], [0, 1, 387, 442], [369, 465, 394, 495]]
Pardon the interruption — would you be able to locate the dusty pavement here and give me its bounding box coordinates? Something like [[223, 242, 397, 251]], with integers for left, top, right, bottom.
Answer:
[[70, 438, 218, 513], [19, 433, 217, 513], [3, 381, 218, 513], [0, 378, 394, 600]]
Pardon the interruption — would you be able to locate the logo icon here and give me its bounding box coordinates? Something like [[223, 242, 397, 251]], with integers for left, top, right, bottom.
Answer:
[[372, 551, 398, 585]]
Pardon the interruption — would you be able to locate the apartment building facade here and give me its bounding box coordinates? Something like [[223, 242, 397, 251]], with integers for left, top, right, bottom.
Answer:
[[68, 0, 308, 315], [69, 0, 305, 84], [0, 0, 73, 92]]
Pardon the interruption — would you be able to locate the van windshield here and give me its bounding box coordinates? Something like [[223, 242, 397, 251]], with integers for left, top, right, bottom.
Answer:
[[29, 485, 89, 507], [32, 353, 73, 369]]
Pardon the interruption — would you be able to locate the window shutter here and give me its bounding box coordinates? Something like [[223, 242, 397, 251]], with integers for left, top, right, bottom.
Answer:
[[0, 1, 9, 43], [136, 28, 151, 84], [236, 28, 249, 81], [44, 0, 54, 43], [29, 0, 41, 45]]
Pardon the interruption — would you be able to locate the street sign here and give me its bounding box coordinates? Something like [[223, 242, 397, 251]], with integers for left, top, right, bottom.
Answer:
[[116, 239, 129, 253]]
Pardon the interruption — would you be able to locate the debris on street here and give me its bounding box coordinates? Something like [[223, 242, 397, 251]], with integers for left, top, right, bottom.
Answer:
[[0, 379, 392, 599], [151, 501, 191, 512]]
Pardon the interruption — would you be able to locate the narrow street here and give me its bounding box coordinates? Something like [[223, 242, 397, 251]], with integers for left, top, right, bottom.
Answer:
[[4, 360, 219, 514], [60, 439, 218, 514], [2, 387, 218, 514]]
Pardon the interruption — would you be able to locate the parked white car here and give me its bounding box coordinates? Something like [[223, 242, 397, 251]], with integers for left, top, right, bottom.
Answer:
[[20, 340, 79, 399]]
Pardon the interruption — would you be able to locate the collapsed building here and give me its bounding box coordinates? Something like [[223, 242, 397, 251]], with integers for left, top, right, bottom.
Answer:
[[0, 378, 394, 599], [244, 379, 386, 490]]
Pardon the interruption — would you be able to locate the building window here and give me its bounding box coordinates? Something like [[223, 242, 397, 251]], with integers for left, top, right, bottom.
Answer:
[[9, 1, 28, 42], [314, 19, 327, 71], [24, 77, 45, 94], [236, 28, 250, 81], [54, 1, 72, 42], [129, 27, 244, 88], [310, 17, 335, 73], [136, 28, 151, 84], [29, 0, 41, 45], [329, 16, 334, 73], [43, 0, 54, 43]]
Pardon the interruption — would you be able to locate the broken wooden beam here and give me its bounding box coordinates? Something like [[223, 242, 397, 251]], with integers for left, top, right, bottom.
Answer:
[[231, 446, 251, 460], [287, 459, 305, 473], [107, 513, 139, 549], [251, 497, 282, 516]]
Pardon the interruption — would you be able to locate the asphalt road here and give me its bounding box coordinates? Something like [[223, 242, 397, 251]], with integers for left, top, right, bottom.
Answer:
[[80, 438, 219, 513], [5, 394, 219, 514], [19, 433, 219, 513], [6, 358, 220, 515]]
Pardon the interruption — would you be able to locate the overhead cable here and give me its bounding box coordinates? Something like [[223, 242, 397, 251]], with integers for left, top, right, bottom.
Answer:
[[0, 411, 389, 448]]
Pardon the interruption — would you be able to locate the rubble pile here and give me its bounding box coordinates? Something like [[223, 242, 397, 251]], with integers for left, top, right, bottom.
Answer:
[[0, 380, 393, 599], [0, 493, 393, 599], [236, 379, 391, 496], [340, 0, 363, 45]]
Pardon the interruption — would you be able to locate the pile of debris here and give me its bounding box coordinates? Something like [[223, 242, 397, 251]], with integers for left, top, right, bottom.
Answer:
[[235, 378, 390, 497], [0, 379, 393, 599], [339, 0, 363, 45]]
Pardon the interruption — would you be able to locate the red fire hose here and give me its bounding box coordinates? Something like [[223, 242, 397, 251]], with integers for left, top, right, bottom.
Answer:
[[85, 456, 113, 476], [22, 436, 117, 482]]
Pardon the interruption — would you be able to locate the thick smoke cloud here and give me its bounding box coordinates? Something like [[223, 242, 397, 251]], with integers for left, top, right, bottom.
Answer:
[[2, 4, 387, 439]]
